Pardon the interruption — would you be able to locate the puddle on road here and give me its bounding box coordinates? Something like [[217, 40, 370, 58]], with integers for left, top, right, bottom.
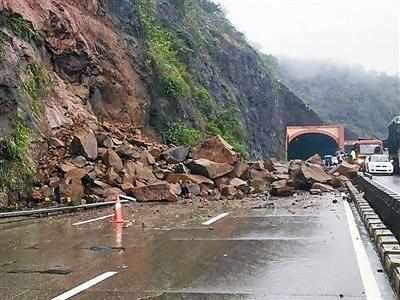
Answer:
[[85, 245, 126, 253], [6, 268, 72, 275]]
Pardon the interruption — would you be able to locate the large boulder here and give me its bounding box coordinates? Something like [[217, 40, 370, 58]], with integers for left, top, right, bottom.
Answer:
[[289, 160, 307, 188], [139, 151, 156, 166], [129, 183, 178, 202], [311, 182, 334, 192], [271, 180, 295, 197], [166, 174, 214, 186], [231, 161, 249, 178], [220, 185, 237, 197], [264, 158, 287, 173], [116, 143, 140, 159], [125, 161, 157, 182], [289, 161, 332, 188], [187, 159, 234, 179], [162, 146, 189, 163], [307, 154, 322, 165], [301, 163, 332, 184], [192, 135, 240, 164], [332, 162, 360, 179], [62, 167, 87, 202], [264, 158, 279, 171], [229, 178, 248, 188], [103, 150, 123, 172], [70, 129, 98, 160], [96, 132, 114, 148], [182, 183, 201, 196], [248, 161, 265, 170], [244, 168, 273, 182]]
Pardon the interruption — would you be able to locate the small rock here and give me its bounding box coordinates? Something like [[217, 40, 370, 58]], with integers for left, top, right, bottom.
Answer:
[[121, 182, 134, 192], [248, 161, 265, 170], [182, 183, 201, 196], [174, 163, 190, 174], [220, 185, 237, 197], [71, 156, 88, 168], [96, 133, 114, 148], [116, 143, 140, 159], [49, 137, 65, 148], [103, 150, 124, 172]]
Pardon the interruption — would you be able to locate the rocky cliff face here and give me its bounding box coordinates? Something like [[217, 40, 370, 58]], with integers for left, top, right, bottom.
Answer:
[[0, 0, 320, 197]]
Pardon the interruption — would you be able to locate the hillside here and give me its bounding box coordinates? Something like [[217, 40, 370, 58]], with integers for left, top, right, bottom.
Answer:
[[271, 57, 400, 139], [0, 0, 321, 200]]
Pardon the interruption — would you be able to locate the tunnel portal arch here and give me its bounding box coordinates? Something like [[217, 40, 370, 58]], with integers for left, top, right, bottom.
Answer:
[[286, 125, 345, 160], [288, 132, 339, 160]]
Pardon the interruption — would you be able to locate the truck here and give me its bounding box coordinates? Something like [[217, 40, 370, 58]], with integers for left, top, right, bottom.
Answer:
[[387, 116, 400, 174], [352, 139, 383, 170]]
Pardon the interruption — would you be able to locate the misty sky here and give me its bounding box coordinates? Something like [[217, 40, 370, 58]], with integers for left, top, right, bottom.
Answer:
[[215, 0, 400, 75]]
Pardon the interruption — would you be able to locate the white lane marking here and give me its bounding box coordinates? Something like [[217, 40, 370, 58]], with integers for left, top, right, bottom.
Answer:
[[202, 213, 229, 225], [72, 215, 114, 226], [51, 271, 117, 300], [343, 200, 383, 300]]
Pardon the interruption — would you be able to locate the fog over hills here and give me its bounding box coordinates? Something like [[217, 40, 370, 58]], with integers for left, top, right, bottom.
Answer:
[[269, 56, 400, 139]]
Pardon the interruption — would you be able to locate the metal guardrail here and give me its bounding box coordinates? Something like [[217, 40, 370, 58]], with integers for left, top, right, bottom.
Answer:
[[0, 199, 130, 219]]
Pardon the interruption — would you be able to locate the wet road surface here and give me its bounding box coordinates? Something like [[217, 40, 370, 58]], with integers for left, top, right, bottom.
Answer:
[[373, 175, 400, 194], [0, 194, 396, 300]]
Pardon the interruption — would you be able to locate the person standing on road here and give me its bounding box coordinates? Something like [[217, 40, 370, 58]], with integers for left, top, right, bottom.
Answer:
[[351, 148, 356, 163]]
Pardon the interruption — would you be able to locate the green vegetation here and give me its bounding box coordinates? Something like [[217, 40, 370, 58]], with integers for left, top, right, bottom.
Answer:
[[195, 87, 214, 118], [165, 122, 203, 146], [1, 14, 39, 42], [207, 108, 248, 158], [20, 63, 51, 119], [0, 62, 50, 194], [136, 0, 248, 156], [0, 119, 33, 193], [137, 0, 191, 98], [259, 53, 279, 78]]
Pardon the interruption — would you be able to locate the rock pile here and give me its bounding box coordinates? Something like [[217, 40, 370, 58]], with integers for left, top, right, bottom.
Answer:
[[32, 127, 359, 205]]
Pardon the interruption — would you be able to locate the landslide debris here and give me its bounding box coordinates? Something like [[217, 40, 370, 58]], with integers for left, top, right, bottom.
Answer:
[[1, 123, 357, 208], [0, 0, 328, 208]]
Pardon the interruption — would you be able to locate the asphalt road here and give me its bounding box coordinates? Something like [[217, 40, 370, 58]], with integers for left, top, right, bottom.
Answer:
[[373, 175, 400, 194], [0, 194, 396, 300]]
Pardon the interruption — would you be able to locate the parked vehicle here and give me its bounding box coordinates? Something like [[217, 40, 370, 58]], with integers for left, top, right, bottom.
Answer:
[[353, 139, 383, 170], [323, 155, 338, 167], [365, 154, 394, 175]]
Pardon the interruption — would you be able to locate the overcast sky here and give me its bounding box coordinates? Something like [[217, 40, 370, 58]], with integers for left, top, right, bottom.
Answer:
[[215, 0, 400, 75]]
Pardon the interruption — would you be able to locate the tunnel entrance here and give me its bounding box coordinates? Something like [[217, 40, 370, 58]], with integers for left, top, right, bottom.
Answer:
[[288, 133, 338, 160]]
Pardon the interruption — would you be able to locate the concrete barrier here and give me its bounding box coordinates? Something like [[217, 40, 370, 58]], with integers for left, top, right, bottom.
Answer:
[[353, 175, 400, 241], [346, 180, 400, 298]]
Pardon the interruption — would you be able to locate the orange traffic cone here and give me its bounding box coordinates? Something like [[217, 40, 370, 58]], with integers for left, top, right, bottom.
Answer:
[[112, 195, 124, 224]]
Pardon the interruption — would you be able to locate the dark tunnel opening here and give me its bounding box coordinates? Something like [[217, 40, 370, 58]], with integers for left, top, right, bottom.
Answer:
[[288, 133, 338, 161]]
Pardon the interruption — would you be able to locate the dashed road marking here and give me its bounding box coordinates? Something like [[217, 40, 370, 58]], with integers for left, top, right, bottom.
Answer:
[[202, 213, 229, 226], [72, 215, 114, 226], [51, 271, 117, 300], [343, 200, 383, 300]]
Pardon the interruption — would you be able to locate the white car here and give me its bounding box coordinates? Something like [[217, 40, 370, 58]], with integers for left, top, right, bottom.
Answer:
[[365, 155, 394, 175]]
